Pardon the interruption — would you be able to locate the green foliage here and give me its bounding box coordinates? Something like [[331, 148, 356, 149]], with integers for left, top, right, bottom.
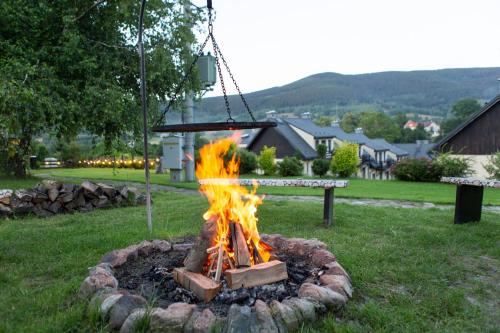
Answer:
[[397, 124, 429, 143], [340, 112, 360, 133], [314, 116, 332, 127], [441, 99, 481, 135], [359, 111, 400, 142], [331, 143, 359, 177], [435, 152, 472, 177], [392, 158, 443, 182], [237, 149, 258, 174], [312, 159, 330, 177], [258, 146, 277, 175], [278, 156, 303, 177], [316, 144, 327, 159], [0, 0, 203, 177], [483, 152, 500, 179]]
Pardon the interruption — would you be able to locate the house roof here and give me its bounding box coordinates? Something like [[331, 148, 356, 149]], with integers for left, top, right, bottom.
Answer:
[[247, 119, 317, 160], [369, 139, 409, 156], [434, 94, 500, 151], [394, 143, 434, 158]]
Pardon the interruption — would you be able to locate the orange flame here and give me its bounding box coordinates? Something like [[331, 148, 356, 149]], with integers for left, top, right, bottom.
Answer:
[[196, 137, 271, 270]]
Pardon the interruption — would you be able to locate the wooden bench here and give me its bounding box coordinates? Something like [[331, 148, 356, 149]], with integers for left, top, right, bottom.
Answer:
[[441, 177, 500, 224], [198, 178, 349, 227]]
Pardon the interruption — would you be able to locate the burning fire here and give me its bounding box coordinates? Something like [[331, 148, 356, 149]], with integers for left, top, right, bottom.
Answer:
[[196, 136, 272, 272]]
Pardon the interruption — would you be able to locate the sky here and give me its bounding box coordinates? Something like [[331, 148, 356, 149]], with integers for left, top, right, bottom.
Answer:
[[190, 0, 500, 97]]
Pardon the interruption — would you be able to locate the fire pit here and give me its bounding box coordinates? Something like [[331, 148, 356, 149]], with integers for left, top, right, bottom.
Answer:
[[79, 138, 352, 332]]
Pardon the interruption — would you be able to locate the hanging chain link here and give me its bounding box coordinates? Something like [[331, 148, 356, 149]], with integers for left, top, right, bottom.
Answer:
[[210, 31, 233, 122]]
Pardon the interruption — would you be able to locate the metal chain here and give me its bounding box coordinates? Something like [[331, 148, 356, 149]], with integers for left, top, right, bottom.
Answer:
[[156, 33, 210, 126], [211, 36, 256, 122], [209, 31, 233, 122]]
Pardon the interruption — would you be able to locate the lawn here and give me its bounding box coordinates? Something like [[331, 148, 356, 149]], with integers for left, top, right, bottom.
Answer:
[[0, 181, 499, 332], [0, 174, 42, 190], [33, 168, 500, 205]]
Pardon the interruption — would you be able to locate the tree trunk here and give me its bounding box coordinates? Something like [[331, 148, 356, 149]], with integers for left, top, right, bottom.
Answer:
[[10, 137, 30, 178]]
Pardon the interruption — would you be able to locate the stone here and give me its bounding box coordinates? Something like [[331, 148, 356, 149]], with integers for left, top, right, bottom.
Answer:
[[92, 195, 109, 208], [284, 238, 327, 256], [172, 243, 194, 252], [324, 261, 351, 281], [109, 294, 148, 330], [137, 240, 154, 256], [75, 193, 86, 207], [33, 205, 53, 218], [100, 246, 138, 268], [47, 188, 59, 202], [60, 183, 75, 193], [82, 180, 100, 195], [225, 304, 251, 333], [311, 249, 336, 267], [88, 287, 123, 311], [0, 203, 13, 216], [0, 190, 13, 205], [149, 303, 196, 333], [58, 192, 74, 203], [282, 298, 316, 322], [79, 273, 118, 298], [184, 308, 216, 333], [48, 201, 62, 214], [260, 234, 286, 249], [250, 300, 279, 333], [298, 283, 346, 310], [100, 294, 124, 318], [319, 274, 352, 298], [32, 191, 48, 204], [12, 201, 34, 214], [97, 183, 116, 197], [152, 239, 172, 252], [41, 179, 61, 191], [14, 189, 33, 202], [269, 300, 299, 332], [120, 308, 147, 333]]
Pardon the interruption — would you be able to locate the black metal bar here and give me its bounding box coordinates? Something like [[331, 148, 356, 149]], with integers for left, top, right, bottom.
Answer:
[[454, 184, 484, 224], [323, 188, 334, 227], [207, 0, 212, 9], [151, 121, 276, 133], [138, 0, 153, 233]]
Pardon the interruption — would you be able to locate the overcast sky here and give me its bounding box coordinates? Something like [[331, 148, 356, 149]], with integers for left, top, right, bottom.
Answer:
[[191, 0, 500, 97]]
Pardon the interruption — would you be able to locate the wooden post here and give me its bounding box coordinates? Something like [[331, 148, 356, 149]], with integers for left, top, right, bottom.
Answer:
[[454, 184, 484, 224], [323, 187, 334, 227]]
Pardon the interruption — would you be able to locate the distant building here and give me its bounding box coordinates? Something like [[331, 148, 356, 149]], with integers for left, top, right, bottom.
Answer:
[[404, 120, 440, 137], [434, 94, 500, 178], [247, 115, 410, 179]]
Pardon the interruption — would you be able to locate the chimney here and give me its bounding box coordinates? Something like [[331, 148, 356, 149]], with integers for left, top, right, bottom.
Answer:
[[354, 127, 364, 134], [301, 112, 312, 119], [266, 110, 277, 119], [331, 120, 340, 127]]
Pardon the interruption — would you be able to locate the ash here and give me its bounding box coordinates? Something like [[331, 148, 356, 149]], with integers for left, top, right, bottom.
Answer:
[[114, 238, 320, 316]]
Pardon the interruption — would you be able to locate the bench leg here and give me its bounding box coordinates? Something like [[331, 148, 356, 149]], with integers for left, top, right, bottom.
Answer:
[[454, 184, 483, 224], [323, 188, 334, 227]]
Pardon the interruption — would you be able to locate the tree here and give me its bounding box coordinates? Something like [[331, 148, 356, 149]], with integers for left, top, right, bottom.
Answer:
[[258, 146, 277, 175], [316, 144, 327, 159], [359, 111, 399, 142], [441, 99, 481, 136], [331, 143, 359, 177], [278, 156, 303, 176], [484, 152, 500, 179], [0, 1, 202, 177], [340, 112, 360, 133], [314, 116, 332, 127], [398, 124, 429, 143], [312, 159, 329, 177], [237, 149, 258, 174]]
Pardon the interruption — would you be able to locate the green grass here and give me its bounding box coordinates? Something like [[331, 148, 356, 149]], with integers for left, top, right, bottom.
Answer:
[[33, 168, 500, 205], [0, 174, 41, 189], [0, 180, 499, 332]]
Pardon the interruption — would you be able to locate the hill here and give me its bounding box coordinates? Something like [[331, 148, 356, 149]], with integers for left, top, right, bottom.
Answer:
[[200, 67, 500, 121]]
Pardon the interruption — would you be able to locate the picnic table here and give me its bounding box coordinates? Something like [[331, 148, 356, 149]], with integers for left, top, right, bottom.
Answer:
[[198, 178, 349, 227], [441, 177, 500, 224]]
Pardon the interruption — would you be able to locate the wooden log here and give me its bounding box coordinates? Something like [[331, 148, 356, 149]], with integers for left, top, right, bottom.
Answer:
[[224, 260, 288, 290], [214, 240, 224, 282], [173, 267, 221, 302], [250, 239, 263, 265], [231, 222, 251, 268], [184, 217, 217, 273]]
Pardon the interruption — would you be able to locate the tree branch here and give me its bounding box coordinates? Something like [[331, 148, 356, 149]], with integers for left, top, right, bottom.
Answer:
[[74, 0, 107, 21]]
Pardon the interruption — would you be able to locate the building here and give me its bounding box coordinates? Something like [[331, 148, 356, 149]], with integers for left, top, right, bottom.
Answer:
[[434, 94, 500, 178], [247, 115, 410, 179], [404, 120, 441, 137]]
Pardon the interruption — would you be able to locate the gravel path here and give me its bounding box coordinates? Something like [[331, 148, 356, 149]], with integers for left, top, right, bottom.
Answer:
[[35, 174, 500, 213]]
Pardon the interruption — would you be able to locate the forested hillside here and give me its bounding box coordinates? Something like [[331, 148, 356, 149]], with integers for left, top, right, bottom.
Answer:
[[200, 67, 500, 121]]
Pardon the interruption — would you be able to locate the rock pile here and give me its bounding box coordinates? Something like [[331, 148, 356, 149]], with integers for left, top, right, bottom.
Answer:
[[0, 180, 146, 218]]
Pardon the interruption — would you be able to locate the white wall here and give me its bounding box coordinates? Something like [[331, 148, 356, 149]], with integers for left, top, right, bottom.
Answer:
[[288, 125, 315, 149], [454, 155, 493, 178]]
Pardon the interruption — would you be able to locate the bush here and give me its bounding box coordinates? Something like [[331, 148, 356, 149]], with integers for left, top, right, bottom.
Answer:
[[331, 143, 359, 177], [484, 152, 500, 179], [316, 144, 327, 159], [435, 152, 472, 177], [312, 159, 330, 177], [237, 149, 258, 174], [278, 156, 303, 176], [392, 158, 442, 182], [258, 146, 277, 175]]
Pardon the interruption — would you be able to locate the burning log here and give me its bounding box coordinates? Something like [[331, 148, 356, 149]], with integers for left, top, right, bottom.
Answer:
[[184, 217, 217, 273], [173, 267, 221, 302], [224, 260, 288, 290], [214, 239, 224, 282], [230, 222, 251, 268]]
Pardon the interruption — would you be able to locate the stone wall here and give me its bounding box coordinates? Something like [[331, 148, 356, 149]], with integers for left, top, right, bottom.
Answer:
[[0, 180, 146, 218]]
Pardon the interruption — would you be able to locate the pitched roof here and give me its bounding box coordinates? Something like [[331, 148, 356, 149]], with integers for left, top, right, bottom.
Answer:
[[434, 94, 500, 151], [369, 139, 409, 155], [394, 143, 434, 158]]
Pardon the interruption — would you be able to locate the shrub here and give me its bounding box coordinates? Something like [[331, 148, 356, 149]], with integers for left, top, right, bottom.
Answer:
[[278, 156, 303, 176], [392, 158, 442, 182], [435, 152, 472, 177], [331, 143, 359, 177], [237, 149, 258, 174], [258, 146, 277, 175], [484, 152, 500, 179], [312, 159, 330, 177], [316, 144, 327, 159]]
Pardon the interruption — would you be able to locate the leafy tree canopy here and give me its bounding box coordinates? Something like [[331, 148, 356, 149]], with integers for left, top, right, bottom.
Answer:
[[441, 99, 481, 136]]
